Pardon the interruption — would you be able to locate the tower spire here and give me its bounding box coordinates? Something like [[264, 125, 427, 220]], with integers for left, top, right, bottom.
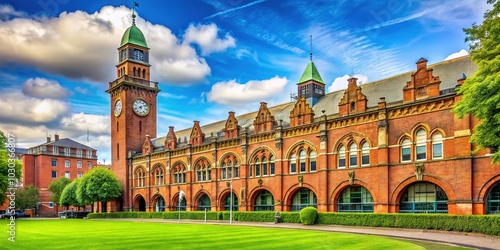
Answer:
[[132, 1, 139, 25], [310, 35, 313, 62]]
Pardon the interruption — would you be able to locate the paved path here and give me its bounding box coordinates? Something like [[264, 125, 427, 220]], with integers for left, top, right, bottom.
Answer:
[[115, 218, 500, 250]]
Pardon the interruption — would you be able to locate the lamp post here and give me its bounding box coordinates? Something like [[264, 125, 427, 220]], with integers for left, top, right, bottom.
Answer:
[[178, 190, 185, 222], [230, 177, 233, 224]]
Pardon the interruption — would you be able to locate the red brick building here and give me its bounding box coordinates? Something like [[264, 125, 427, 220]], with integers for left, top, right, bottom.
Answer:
[[22, 135, 97, 216], [107, 20, 500, 215]]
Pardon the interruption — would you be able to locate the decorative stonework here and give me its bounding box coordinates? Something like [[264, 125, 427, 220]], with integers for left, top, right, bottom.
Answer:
[[415, 163, 425, 181], [258, 179, 263, 187], [338, 77, 368, 116], [253, 102, 276, 133], [348, 170, 355, 185], [189, 121, 205, 146], [388, 98, 454, 119], [298, 175, 303, 187], [223, 111, 241, 139], [289, 96, 315, 126]]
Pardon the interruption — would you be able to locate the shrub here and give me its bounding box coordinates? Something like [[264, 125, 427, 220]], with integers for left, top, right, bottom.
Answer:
[[237, 211, 274, 222], [280, 212, 301, 223], [300, 207, 318, 225]]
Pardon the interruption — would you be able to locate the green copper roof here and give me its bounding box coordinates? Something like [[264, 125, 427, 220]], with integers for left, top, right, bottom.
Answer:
[[120, 24, 148, 48], [298, 61, 325, 84]]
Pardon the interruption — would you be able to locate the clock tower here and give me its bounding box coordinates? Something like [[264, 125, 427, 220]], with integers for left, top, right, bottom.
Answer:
[[106, 16, 159, 211]]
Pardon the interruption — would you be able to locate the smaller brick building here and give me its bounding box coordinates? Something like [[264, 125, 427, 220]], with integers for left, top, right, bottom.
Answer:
[[21, 135, 97, 217]]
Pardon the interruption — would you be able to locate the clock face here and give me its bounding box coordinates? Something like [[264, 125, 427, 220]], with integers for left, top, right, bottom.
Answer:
[[134, 50, 144, 61], [133, 99, 149, 116], [114, 99, 122, 116]]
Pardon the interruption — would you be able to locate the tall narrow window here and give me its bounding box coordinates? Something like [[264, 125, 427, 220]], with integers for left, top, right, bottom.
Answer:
[[77, 161, 82, 168], [299, 150, 306, 172], [222, 162, 227, 179], [402, 139, 411, 162], [349, 143, 358, 167], [234, 160, 239, 178], [262, 157, 268, 176], [270, 155, 275, 175], [228, 161, 233, 179], [309, 151, 317, 172], [255, 159, 260, 177], [338, 146, 346, 168], [361, 142, 370, 166], [249, 161, 253, 177], [432, 133, 443, 159], [290, 154, 297, 173], [416, 129, 427, 160]]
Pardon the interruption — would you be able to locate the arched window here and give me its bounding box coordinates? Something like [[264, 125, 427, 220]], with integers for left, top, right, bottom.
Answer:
[[221, 162, 227, 179], [309, 151, 317, 172], [198, 194, 211, 211], [249, 160, 253, 177], [224, 192, 238, 211], [351, 102, 356, 111], [254, 190, 274, 211], [270, 155, 275, 175], [143, 69, 146, 79], [133, 67, 136, 76], [290, 153, 297, 173], [262, 157, 268, 176], [233, 160, 239, 178], [349, 143, 358, 167], [173, 165, 186, 184], [432, 133, 443, 159], [291, 188, 317, 211], [487, 183, 500, 214], [136, 169, 145, 187], [399, 182, 448, 213], [255, 159, 260, 177], [416, 129, 427, 160], [401, 138, 411, 162], [338, 146, 346, 168], [299, 150, 306, 172], [155, 196, 165, 212], [361, 142, 370, 166], [338, 186, 374, 212], [154, 166, 164, 185], [137, 68, 141, 78]]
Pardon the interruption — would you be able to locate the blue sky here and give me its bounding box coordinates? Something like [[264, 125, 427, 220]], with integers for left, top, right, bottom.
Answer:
[[0, 0, 489, 162]]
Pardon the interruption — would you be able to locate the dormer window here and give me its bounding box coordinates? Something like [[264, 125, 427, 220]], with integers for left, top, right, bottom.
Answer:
[[134, 50, 144, 61]]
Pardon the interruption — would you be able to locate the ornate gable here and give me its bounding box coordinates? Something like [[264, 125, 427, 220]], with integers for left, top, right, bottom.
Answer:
[[338, 77, 367, 116], [164, 126, 177, 150], [142, 135, 153, 155], [253, 102, 276, 133], [289, 96, 315, 126], [403, 58, 441, 102], [223, 111, 240, 139], [189, 121, 205, 146]]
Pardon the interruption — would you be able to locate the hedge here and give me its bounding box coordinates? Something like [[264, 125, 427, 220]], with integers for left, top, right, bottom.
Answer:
[[87, 212, 500, 236]]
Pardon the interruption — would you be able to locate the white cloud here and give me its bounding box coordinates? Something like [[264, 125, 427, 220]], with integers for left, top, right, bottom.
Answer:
[[0, 90, 69, 123], [328, 74, 369, 93], [444, 49, 469, 61], [22, 77, 71, 99], [207, 76, 288, 105], [0, 5, 227, 85], [0, 4, 25, 20], [183, 23, 236, 55], [60, 113, 110, 135]]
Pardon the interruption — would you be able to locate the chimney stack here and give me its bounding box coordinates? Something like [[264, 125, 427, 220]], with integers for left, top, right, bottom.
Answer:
[[47, 136, 51, 143], [55, 134, 60, 141]]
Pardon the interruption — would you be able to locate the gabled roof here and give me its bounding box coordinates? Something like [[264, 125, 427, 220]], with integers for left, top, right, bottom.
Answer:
[[35, 138, 96, 151], [298, 61, 325, 84], [151, 56, 477, 149]]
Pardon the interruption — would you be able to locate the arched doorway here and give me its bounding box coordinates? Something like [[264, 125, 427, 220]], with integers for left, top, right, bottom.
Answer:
[[155, 196, 165, 212], [135, 196, 146, 212], [254, 190, 274, 211], [198, 194, 211, 211], [487, 182, 500, 214], [399, 182, 448, 213], [337, 186, 374, 212], [223, 192, 238, 211], [291, 188, 317, 211]]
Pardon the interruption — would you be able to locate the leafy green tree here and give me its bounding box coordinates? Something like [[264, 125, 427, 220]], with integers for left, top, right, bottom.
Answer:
[[453, 0, 500, 163], [49, 177, 71, 210], [76, 167, 122, 212], [60, 178, 85, 210], [0, 130, 23, 205], [15, 185, 39, 210]]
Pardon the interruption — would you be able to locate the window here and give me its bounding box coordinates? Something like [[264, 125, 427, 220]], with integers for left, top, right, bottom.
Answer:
[[222, 162, 227, 179], [51, 171, 57, 178], [53, 146, 59, 155], [361, 142, 370, 165], [86, 150, 92, 158], [87, 161, 92, 169], [198, 194, 211, 211], [173, 165, 186, 184], [399, 182, 448, 213], [77, 172, 82, 178], [48, 202, 54, 208], [196, 161, 210, 182], [254, 190, 274, 211], [270, 155, 275, 175], [487, 183, 500, 214], [77, 161, 82, 168], [65, 171, 70, 179], [64, 147, 70, 156], [155, 197, 166, 212], [65, 160, 70, 168], [77, 149, 82, 157], [432, 133, 443, 159], [299, 150, 306, 172], [338, 186, 374, 212], [224, 193, 238, 211], [291, 188, 317, 211], [349, 143, 358, 167], [338, 146, 346, 168], [255, 159, 260, 177], [154, 167, 164, 185], [401, 139, 411, 162], [51, 159, 57, 167], [262, 157, 268, 176], [290, 154, 297, 173], [416, 129, 427, 160], [137, 169, 145, 187], [310, 152, 317, 172]]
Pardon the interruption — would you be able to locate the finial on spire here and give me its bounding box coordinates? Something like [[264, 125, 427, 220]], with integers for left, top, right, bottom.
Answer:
[[309, 35, 313, 62], [132, 1, 139, 25]]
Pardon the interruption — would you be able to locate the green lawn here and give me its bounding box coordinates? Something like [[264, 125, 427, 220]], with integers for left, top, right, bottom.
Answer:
[[1, 219, 469, 250]]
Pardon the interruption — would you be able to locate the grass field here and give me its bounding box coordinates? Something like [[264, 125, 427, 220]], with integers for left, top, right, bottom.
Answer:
[[1, 219, 469, 250]]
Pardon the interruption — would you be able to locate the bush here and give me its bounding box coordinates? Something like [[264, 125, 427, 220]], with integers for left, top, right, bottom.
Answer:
[[280, 212, 301, 223], [300, 207, 318, 225], [237, 211, 274, 222]]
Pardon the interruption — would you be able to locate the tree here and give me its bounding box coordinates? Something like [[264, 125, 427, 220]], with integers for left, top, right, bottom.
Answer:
[[0, 130, 23, 205], [60, 178, 85, 210], [15, 185, 39, 210], [49, 177, 71, 210], [453, 0, 500, 163], [76, 167, 122, 212]]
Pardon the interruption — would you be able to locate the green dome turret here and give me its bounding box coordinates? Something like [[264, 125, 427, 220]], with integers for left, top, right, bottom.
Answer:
[[120, 23, 148, 48], [298, 61, 324, 84]]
